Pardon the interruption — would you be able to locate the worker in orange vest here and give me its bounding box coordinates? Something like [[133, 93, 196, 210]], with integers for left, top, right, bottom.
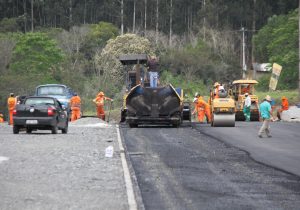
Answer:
[[192, 96, 211, 123], [277, 96, 289, 120], [7, 93, 16, 125], [70, 92, 81, 121], [0, 113, 4, 123], [93, 91, 113, 120], [214, 82, 220, 99]]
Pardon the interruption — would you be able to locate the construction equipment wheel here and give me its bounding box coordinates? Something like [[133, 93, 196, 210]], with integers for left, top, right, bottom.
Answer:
[[212, 113, 235, 127]]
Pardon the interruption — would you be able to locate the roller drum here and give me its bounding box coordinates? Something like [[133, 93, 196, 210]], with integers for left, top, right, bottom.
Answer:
[[212, 113, 235, 127]]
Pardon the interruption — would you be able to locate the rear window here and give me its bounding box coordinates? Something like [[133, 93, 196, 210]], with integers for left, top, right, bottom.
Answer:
[[37, 86, 66, 96], [25, 98, 55, 106]]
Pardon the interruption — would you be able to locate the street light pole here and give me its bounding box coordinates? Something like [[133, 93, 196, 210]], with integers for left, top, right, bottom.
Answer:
[[241, 27, 247, 79]]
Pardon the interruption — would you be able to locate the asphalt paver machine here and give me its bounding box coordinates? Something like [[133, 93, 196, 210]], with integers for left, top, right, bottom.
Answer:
[[119, 54, 191, 127]]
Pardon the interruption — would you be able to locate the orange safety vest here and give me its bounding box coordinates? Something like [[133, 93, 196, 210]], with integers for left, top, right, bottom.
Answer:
[[281, 99, 289, 111], [7, 97, 16, 111], [70, 96, 81, 109]]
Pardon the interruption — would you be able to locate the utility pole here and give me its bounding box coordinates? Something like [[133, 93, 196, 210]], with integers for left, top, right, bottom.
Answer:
[[241, 27, 247, 79], [121, 0, 124, 35], [298, 0, 300, 101], [31, 0, 33, 32], [203, 0, 206, 41]]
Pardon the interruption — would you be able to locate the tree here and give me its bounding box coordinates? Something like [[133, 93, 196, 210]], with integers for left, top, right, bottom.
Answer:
[[254, 10, 298, 89], [93, 33, 154, 95], [10, 32, 65, 83]]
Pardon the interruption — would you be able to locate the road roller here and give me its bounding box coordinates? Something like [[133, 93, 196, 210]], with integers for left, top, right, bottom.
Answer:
[[119, 54, 191, 127], [209, 88, 236, 127], [229, 79, 259, 121]]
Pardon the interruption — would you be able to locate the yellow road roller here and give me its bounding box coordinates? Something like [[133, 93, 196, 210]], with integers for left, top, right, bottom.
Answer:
[[209, 87, 236, 127]]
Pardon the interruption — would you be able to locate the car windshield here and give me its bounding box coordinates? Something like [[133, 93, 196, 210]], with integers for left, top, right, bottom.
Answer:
[[25, 98, 55, 106], [37, 86, 65, 96]]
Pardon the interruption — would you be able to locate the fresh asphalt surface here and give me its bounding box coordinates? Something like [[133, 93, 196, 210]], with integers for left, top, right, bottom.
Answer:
[[196, 121, 300, 176], [121, 122, 300, 210]]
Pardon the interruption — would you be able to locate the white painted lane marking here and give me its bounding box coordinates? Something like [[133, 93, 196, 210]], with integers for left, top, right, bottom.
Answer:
[[0, 156, 9, 163], [116, 125, 137, 210]]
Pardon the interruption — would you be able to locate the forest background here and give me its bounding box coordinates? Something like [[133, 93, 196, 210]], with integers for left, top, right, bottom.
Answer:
[[0, 0, 298, 116]]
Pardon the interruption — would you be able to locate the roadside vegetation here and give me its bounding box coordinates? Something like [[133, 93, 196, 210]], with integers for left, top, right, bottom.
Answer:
[[0, 2, 298, 119]]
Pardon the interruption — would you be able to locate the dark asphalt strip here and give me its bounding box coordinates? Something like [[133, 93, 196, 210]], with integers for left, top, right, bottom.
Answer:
[[191, 122, 300, 178], [121, 125, 300, 210]]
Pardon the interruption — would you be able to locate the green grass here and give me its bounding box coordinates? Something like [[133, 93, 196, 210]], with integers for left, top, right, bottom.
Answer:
[[256, 89, 299, 105]]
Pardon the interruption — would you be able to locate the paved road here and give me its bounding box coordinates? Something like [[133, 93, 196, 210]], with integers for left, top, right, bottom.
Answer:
[[121, 123, 300, 210], [194, 121, 300, 176], [0, 118, 128, 210]]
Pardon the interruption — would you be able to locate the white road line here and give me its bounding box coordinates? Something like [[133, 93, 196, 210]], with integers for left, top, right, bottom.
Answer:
[[0, 156, 9, 163], [116, 125, 137, 210]]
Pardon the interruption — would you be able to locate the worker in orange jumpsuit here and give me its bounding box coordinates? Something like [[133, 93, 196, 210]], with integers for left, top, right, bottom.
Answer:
[[7, 93, 16, 125], [241, 84, 251, 94], [0, 113, 4, 123], [70, 92, 81, 121], [277, 96, 289, 120], [213, 82, 220, 99], [93, 91, 113, 120], [192, 96, 211, 123]]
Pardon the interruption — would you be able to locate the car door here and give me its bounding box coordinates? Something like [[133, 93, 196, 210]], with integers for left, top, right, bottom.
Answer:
[[55, 100, 68, 128]]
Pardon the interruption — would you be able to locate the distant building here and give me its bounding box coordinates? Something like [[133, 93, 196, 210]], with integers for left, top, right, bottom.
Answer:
[[249, 63, 272, 80]]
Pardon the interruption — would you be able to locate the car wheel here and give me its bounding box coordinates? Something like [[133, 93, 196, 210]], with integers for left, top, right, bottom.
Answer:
[[26, 128, 32, 134], [62, 122, 68, 134], [51, 124, 58, 134], [13, 125, 20, 134]]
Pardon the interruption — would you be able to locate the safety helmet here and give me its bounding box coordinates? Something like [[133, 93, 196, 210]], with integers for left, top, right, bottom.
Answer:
[[282, 96, 287, 100], [214, 82, 220, 87], [265, 95, 271, 101], [98, 91, 104, 96], [74, 92, 78, 96], [194, 92, 199, 97], [10, 93, 14, 97], [245, 92, 249, 96]]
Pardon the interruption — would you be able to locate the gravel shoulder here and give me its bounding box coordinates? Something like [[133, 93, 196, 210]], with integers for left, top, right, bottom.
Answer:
[[0, 118, 128, 210]]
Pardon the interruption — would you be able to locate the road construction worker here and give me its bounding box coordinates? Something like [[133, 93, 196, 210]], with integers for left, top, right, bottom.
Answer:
[[7, 93, 16, 125], [277, 96, 289, 120], [0, 113, 4, 123], [147, 55, 159, 88], [192, 96, 211, 123], [70, 92, 81, 121], [93, 91, 113, 120], [193, 92, 200, 103], [258, 95, 272, 138], [241, 84, 251, 94], [243, 92, 251, 122], [213, 82, 220, 98]]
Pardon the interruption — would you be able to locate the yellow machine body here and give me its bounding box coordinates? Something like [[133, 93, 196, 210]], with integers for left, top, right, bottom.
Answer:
[[231, 79, 259, 121]]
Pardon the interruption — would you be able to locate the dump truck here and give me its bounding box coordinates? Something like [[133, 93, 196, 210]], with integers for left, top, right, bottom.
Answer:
[[209, 87, 236, 127], [119, 54, 191, 127], [230, 79, 259, 121]]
